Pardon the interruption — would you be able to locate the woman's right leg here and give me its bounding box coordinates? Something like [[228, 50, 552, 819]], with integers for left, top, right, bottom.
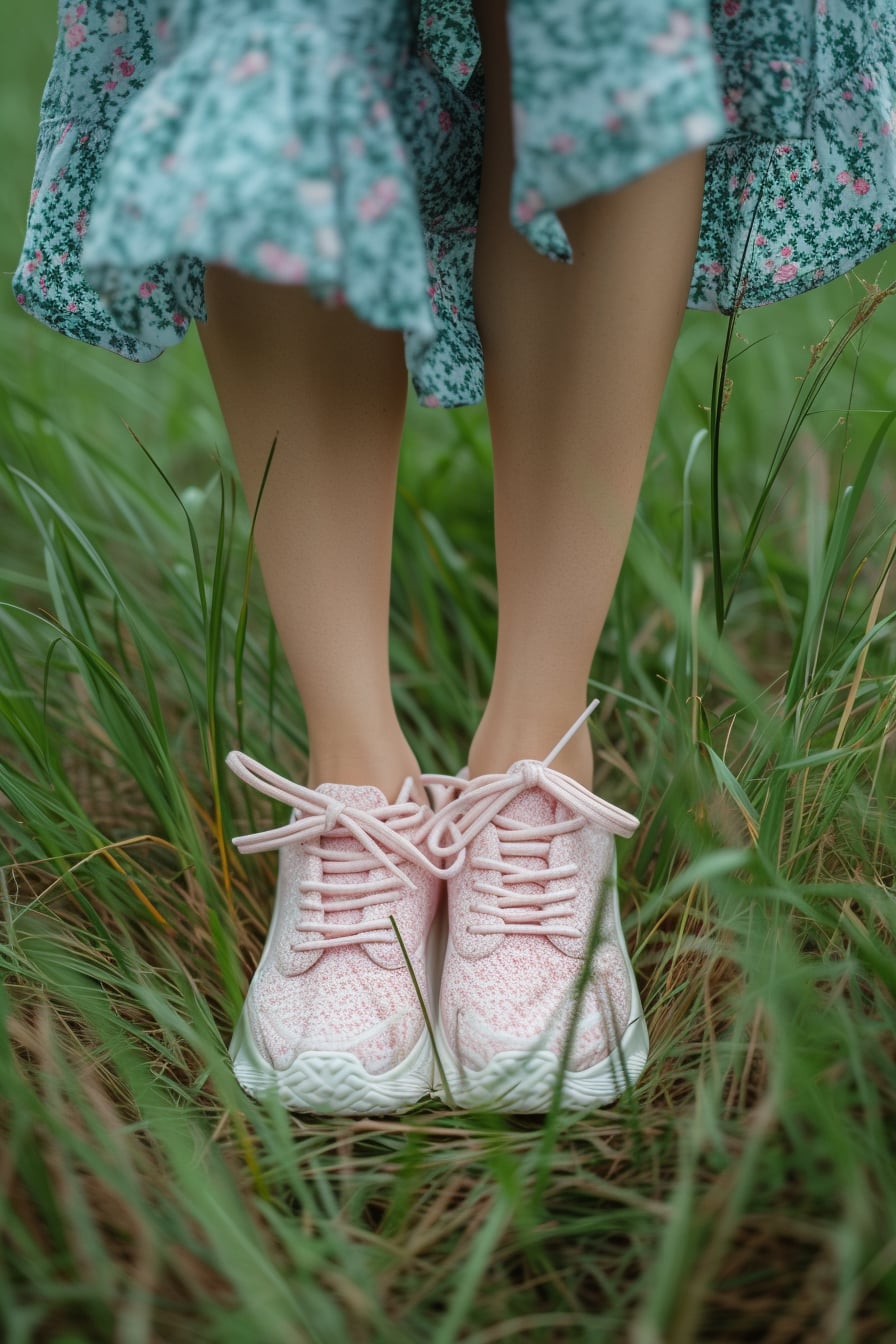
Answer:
[[197, 267, 419, 800]]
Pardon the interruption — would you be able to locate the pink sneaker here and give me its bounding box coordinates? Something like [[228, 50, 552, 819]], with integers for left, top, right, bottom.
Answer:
[[224, 751, 459, 1116], [423, 701, 649, 1112]]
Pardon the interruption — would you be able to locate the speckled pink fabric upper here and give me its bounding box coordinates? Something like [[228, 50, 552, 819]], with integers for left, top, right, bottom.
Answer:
[[224, 758, 443, 1077], [425, 756, 639, 1071]]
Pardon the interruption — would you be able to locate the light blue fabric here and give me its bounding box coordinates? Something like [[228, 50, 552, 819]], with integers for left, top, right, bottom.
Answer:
[[14, 1, 896, 407]]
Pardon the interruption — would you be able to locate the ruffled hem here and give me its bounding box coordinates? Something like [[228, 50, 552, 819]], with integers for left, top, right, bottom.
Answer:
[[689, 9, 896, 312], [79, 5, 482, 368], [12, 0, 896, 409]]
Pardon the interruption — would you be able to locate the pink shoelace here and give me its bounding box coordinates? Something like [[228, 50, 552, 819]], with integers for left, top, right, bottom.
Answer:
[[423, 700, 640, 937], [225, 752, 464, 951]]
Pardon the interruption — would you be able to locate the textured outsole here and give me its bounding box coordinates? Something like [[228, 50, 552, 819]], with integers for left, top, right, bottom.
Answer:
[[431, 854, 650, 1113], [431, 1014, 649, 1113], [229, 1012, 434, 1116]]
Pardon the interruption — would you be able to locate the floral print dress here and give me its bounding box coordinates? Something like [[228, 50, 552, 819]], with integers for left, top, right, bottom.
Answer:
[[13, 1, 896, 409]]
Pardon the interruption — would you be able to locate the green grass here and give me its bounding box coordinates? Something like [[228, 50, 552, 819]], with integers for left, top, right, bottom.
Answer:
[[3, 11, 896, 1344]]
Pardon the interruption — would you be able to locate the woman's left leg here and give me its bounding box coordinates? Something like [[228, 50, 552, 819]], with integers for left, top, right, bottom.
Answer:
[[467, 0, 707, 785]]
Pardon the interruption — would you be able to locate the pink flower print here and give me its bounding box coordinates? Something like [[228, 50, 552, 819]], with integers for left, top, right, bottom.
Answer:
[[257, 242, 308, 282], [764, 257, 776, 271], [421, 395, 441, 408], [104, 80, 118, 90], [515, 188, 544, 224], [229, 49, 269, 82], [775, 195, 786, 208], [853, 177, 871, 194], [842, 89, 853, 100], [30, 188, 39, 204], [707, 259, 723, 275], [138, 281, 157, 298], [457, 60, 470, 76], [59, 252, 69, 263], [881, 122, 892, 136], [747, 171, 755, 184], [119, 59, 136, 77], [723, 0, 740, 15], [35, 250, 43, 262], [439, 108, 452, 133], [812, 158, 820, 170], [648, 11, 694, 55], [550, 133, 576, 154], [773, 262, 799, 283], [723, 96, 739, 124], [108, 10, 128, 35], [357, 176, 400, 223], [836, 169, 853, 184], [58, 120, 74, 145], [754, 234, 766, 246], [775, 144, 792, 155], [862, 73, 876, 91], [781, 77, 792, 91], [789, 170, 799, 180], [729, 174, 739, 190], [24, 262, 35, 275], [65, 24, 87, 50], [780, 244, 793, 258], [49, 182, 59, 193], [817, 0, 827, 13], [739, 188, 750, 204], [63, 3, 86, 25], [173, 312, 187, 327], [74, 209, 88, 236], [67, 302, 78, 313], [16, 294, 26, 306], [858, 132, 864, 149], [874, 219, 882, 230]]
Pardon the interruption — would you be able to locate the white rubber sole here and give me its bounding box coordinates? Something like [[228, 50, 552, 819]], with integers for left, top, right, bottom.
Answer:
[[229, 1008, 435, 1116], [431, 857, 650, 1113]]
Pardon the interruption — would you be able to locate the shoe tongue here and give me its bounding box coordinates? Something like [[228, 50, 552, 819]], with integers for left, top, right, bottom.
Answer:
[[314, 781, 390, 811], [495, 782, 556, 898], [311, 783, 394, 929], [499, 781, 555, 826]]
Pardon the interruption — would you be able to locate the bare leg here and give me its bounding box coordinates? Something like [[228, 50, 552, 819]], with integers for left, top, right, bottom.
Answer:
[[467, 0, 707, 786], [198, 269, 422, 800]]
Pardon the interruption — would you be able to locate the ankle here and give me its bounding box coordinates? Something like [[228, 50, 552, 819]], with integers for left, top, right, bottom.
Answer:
[[307, 741, 425, 804], [466, 713, 595, 789]]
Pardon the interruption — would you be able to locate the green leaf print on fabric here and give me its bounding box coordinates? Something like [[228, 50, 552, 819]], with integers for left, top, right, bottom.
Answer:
[[12, 1, 896, 409]]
